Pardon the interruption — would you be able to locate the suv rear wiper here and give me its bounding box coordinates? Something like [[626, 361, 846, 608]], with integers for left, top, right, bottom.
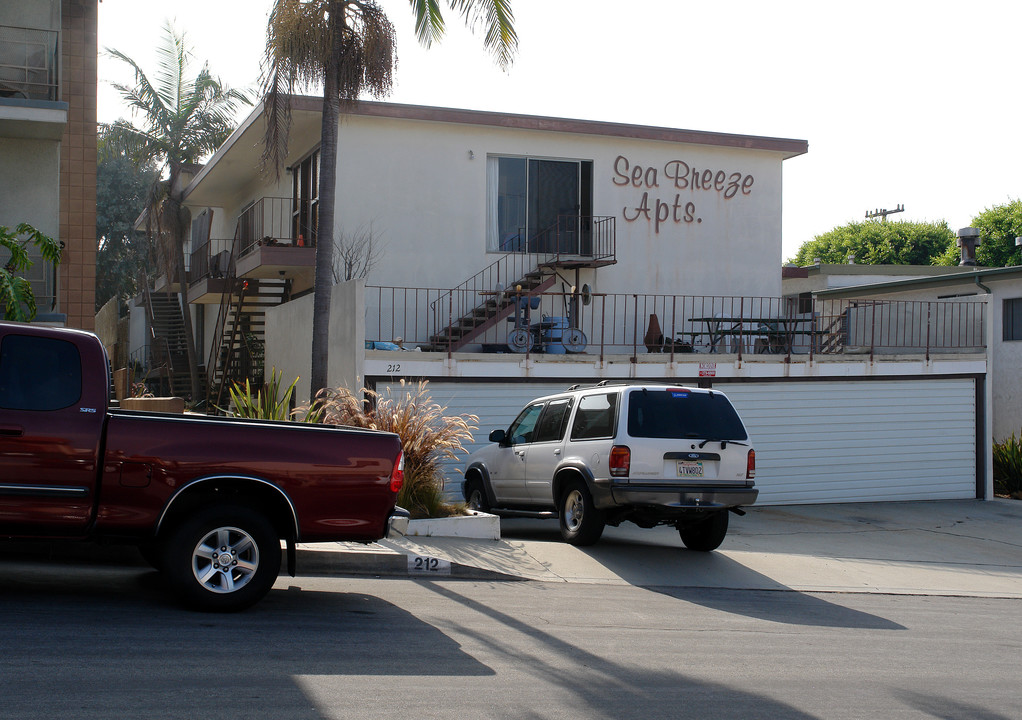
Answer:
[[698, 438, 726, 449]]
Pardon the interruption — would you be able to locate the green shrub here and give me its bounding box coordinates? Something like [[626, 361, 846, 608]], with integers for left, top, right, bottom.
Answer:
[[226, 368, 304, 421], [304, 380, 478, 518], [992, 431, 1022, 497]]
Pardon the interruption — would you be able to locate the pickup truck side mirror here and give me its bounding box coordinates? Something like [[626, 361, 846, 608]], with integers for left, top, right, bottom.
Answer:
[[488, 429, 506, 445]]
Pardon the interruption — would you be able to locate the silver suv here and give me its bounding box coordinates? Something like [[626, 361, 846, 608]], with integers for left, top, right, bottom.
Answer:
[[462, 382, 757, 550]]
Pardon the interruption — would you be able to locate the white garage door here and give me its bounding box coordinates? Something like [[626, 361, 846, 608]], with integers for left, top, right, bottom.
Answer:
[[376, 378, 978, 505], [715, 379, 978, 505]]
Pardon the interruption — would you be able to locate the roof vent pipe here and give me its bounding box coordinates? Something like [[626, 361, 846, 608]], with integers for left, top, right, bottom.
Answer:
[[957, 227, 982, 266]]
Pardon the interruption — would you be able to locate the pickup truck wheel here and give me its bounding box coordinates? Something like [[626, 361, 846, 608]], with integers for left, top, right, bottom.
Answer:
[[679, 511, 729, 552], [464, 478, 489, 512], [164, 505, 281, 612], [559, 480, 605, 546]]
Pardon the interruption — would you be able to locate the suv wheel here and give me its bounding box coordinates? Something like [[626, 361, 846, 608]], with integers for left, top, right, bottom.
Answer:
[[559, 479, 605, 546], [464, 477, 489, 513], [678, 511, 729, 552]]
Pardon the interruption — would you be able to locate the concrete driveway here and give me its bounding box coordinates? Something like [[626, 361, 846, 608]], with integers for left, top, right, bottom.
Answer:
[[372, 499, 1022, 598]]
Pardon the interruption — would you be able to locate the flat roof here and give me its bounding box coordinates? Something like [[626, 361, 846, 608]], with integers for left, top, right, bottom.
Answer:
[[814, 265, 1022, 298]]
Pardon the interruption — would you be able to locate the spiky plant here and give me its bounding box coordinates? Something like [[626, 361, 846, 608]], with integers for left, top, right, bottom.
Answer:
[[303, 379, 477, 517], [992, 431, 1022, 498]]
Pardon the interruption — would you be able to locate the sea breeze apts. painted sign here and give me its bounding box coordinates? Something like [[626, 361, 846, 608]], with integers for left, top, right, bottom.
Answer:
[[612, 155, 755, 234]]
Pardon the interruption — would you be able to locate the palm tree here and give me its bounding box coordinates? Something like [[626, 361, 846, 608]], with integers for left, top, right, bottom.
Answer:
[[104, 22, 252, 401], [262, 0, 517, 398]]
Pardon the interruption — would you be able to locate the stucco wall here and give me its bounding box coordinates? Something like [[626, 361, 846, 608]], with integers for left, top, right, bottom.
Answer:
[[264, 279, 366, 402], [330, 114, 784, 300], [0, 138, 60, 235]]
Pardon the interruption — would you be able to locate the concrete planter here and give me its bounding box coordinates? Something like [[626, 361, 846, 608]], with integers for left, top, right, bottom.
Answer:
[[405, 511, 500, 540]]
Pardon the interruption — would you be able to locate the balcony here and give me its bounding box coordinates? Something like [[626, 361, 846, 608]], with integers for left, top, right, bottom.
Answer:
[[365, 289, 986, 362], [233, 197, 315, 281], [0, 25, 64, 140], [186, 198, 316, 302]]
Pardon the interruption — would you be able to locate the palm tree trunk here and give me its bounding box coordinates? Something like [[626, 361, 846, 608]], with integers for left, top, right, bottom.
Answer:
[[310, 0, 344, 400]]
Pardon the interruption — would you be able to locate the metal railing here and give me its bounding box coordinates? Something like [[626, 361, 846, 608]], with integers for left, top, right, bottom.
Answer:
[[188, 237, 234, 284], [365, 289, 987, 361], [236, 197, 314, 257], [0, 25, 58, 101], [525, 214, 616, 263]]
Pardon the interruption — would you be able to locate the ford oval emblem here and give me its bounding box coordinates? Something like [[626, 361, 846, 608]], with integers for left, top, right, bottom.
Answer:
[[687, 453, 699, 459]]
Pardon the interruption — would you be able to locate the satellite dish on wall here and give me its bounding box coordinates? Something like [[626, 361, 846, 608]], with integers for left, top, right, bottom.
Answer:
[[580, 283, 592, 306]]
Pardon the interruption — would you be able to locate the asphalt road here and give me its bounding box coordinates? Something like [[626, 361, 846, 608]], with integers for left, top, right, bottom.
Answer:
[[2, 566, 1020, 720]]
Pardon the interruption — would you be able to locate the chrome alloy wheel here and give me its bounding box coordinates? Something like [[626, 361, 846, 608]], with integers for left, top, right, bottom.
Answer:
[[190, 526, 260, 594], [563, 489, 585, 533]]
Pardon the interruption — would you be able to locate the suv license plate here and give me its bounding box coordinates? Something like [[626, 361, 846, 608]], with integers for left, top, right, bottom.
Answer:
[[677, 461, 704, 477]]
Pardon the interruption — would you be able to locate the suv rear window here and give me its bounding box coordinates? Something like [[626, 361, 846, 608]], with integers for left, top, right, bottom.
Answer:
[[626, 389, 747, 441]]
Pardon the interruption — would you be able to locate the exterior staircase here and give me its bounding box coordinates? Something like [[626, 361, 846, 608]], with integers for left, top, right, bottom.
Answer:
[[205, 228, 291, 412], [422, 260, 556, 352], [140, 280, 195, 398]]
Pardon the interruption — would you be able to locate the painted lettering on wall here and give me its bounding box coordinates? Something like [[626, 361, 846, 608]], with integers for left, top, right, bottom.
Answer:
[[612, 155, 755, 234]]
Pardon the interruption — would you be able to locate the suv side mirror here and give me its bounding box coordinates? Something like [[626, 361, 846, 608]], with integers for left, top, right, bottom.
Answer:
[[489, 429, 507, 444]]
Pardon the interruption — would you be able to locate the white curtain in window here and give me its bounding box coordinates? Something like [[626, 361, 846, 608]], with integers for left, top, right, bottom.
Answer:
[[486, 156, 500, 252]]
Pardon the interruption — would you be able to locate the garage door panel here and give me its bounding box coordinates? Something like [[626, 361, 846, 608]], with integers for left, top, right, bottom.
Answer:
[[719, 379, 976, 504]]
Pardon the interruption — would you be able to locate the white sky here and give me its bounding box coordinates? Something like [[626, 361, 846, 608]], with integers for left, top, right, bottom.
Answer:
[[97, 0, 1022, 262]]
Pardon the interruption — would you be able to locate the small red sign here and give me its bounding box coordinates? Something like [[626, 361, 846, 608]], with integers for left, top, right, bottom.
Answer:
[[698, 362, 716, 377]]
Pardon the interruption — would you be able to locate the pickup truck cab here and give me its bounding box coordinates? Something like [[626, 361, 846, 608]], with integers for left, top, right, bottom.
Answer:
[[462, 382, 757, 550], [0, 321, 407, 611]]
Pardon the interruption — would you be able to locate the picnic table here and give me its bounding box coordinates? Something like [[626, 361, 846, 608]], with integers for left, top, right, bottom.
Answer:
[[687, 315, 821, 354]]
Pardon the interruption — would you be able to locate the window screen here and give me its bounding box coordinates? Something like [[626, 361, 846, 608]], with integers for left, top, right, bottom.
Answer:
[[0, 334, 82, 411], [1003, 298, 1022, 341]]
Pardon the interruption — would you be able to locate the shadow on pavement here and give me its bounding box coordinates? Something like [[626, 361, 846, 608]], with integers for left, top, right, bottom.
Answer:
[[0, 565, 492, 720], [501, 517, 905, 630]]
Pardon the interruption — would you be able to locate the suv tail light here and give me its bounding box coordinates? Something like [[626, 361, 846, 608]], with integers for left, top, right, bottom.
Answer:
[[746, 449, 756, 480], [390, 451, 405, 493], [610, 445, 630, 477]]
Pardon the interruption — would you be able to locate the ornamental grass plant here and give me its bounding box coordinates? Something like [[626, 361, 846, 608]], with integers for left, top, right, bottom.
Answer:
[[303, 380, 478, 518], [992, 431, 1022, 499]]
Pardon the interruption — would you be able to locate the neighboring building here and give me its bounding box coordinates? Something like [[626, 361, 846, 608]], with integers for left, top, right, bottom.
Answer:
[[140, 98, 991, 505], [0, 0, 97, 329], [789, 262, 1022, 442]]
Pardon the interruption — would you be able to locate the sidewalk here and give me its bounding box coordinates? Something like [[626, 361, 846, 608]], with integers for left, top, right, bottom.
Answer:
[[297, 499, 1022, 598]]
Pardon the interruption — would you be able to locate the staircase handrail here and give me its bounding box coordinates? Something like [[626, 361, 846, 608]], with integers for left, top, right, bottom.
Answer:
[[205, 224, 242, 410]]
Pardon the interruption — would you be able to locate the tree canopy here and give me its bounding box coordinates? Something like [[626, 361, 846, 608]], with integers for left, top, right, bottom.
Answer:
[[972, 199, 1022, 268], [789, 220, 957, 267], [95, 136, 160, 310]]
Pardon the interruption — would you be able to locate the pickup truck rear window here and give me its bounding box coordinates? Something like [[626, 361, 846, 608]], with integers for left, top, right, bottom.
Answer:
[[0, 334, 82, 411], [627, 390, 748, 441]]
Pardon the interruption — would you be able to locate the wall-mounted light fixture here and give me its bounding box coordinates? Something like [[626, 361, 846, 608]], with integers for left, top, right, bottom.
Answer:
[[468, 150, 475, 160]]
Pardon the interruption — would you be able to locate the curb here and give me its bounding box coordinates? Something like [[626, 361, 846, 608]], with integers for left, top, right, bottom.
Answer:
[[294, 542, 523, 582]]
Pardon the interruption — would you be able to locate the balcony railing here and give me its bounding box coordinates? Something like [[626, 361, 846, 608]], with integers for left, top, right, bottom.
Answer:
[[0, 25, 58, 101], [366, 289, 986, 361], [188, 237, 234, 285], [237, 197, 315, 257]]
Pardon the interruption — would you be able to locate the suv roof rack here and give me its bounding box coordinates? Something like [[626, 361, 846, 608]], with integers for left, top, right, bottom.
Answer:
[[564, 380, 638, 392]]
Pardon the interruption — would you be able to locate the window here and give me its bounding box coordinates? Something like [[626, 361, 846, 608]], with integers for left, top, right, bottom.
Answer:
[[627, 389, 748, 442], [486, 156, 593, 254], [534, 398, 573, 443], [571, 393, 618, 440], [1004, 298, 1022, 341], [291, 150, 319, 246], [0, 334, 82, 411], [507, 402, 545, 445]]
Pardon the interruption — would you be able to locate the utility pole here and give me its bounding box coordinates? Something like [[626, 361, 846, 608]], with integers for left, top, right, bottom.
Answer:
[[865, 204, 905, 221]]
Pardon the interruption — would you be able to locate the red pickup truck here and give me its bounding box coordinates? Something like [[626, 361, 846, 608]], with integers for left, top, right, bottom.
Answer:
[[0, 321, 407, 611]]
